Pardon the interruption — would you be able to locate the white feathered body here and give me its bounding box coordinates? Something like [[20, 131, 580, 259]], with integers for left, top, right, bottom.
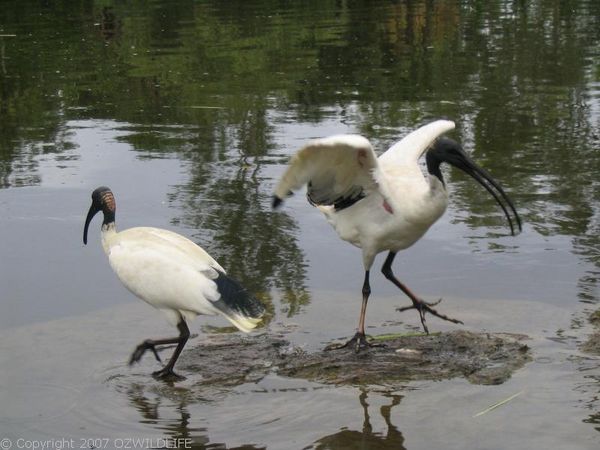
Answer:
[[319, 180, 447, 258], [274, 120, 455, 269], [318, 165, 448, 267], [100, 225, 261, 332]]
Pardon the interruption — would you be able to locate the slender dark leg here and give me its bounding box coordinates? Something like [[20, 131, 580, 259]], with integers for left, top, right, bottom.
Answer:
[[129, 320, 190, 381], [358, 270, 371, 335], [325, 271, 384, 352], [381, 251, 463, 333]]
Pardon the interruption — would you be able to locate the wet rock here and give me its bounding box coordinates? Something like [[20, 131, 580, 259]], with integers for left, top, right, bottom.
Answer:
[[582, 309, 600, 355], [181, 333, 290, 386], [179, 330, 530, 387], [581, 335, 600, 355], [279, 331, 530, 386]]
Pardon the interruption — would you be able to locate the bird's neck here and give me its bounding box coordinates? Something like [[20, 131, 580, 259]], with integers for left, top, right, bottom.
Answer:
[[100, 222, 117, 254], [425, 150, 445, 187], [425, 150, 448, 203]]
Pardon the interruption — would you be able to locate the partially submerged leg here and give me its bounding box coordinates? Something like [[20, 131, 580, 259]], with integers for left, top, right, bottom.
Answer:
[[129, 320, 190, 381], [381, 251, 463, 333], [325, 271, 384, 352]]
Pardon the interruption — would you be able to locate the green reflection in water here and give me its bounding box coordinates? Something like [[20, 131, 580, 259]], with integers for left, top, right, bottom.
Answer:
[[1, 0, 599, 308], [1, 1, 598, 291]]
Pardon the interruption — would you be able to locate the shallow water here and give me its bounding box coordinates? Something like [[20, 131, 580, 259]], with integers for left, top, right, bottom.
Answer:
[[1, 0, 599, 448]]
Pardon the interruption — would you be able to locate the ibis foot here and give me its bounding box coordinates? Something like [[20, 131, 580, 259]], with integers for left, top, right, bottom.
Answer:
[[129, 340, 163, 366], [397, 298, 463, 334], [152, 367, 186, 382], [325, 332, 385, 353]]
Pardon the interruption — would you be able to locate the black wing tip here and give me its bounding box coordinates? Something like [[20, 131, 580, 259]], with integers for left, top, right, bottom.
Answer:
[[215, 272, 265, 319], [251, 298, 267, 318], [272, 191, 295, 209], [272, 195, 283, 209]]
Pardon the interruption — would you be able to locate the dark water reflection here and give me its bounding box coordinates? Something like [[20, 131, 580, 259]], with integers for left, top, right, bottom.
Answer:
[[124, 383, 267, 450], [311, 390, 405, 450], [1, 0, 598, 251], [1, 0, 600, 447], [122, 376, 405, 450]]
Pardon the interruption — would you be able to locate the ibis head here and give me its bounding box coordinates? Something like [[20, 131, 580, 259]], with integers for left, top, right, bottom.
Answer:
[[83, 186, 116, 245], [426, 138, 522, 236]]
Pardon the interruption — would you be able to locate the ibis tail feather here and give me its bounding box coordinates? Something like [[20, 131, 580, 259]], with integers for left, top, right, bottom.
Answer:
[[213, 272, 265, 332]]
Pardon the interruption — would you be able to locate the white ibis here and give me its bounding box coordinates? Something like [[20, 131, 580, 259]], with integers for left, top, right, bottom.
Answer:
[[272, 120, 521, 351], [83, 186, 265, 380]]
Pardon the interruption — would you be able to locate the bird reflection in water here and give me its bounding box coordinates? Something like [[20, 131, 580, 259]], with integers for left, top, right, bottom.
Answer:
[[312, 389, 405, 450], [125, 383, 266, 450]]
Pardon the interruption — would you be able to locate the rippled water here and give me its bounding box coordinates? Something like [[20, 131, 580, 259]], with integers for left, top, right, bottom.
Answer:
[[1, 0, 599, 448]]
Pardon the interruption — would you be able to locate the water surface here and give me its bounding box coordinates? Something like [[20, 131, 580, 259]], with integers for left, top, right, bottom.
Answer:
[[1, 0, 599, 448]]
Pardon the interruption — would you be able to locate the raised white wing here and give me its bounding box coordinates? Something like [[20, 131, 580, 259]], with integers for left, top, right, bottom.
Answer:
[[378, 120, 455, 168], [273, 135, 380, 209]]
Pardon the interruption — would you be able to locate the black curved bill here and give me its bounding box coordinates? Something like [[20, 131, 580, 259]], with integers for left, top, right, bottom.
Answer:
[[456, 156, 522, 236], [83, 202, 101, 245]]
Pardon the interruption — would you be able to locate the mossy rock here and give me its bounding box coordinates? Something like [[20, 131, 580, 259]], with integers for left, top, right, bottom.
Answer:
[[278, 330, 530, 386], [178, 330, 530, 387]]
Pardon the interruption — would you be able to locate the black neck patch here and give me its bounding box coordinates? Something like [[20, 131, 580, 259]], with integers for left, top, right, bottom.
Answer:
[[426, 150, 445, 186], [102, 209, 115, 226]]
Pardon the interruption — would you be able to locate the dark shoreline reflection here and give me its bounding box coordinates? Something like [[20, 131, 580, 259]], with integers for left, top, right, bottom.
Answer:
[[2, 0, 599, 264], [170, 160, 310, 318], [2, 0, 598, 273], [158, 96, 309, 317], [109, 94, 311, 317]]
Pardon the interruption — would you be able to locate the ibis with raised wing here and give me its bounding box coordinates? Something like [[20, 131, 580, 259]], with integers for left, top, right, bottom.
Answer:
[[272, 120, 521, 351]]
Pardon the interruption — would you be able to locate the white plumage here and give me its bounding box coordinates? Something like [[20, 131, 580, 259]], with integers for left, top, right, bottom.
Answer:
[[84, 187, 264, 380], [273, 120, 521, 351], [102, 227, 259, 331]]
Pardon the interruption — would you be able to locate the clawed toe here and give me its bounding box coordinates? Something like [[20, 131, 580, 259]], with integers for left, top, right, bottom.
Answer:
[[396, 298, 463, 334], [424, 298, 443, 307], [129, 340, 162, 366], [129, 341, 185, 381], [325, 332, 385, 353], [127, 322, 189, 381], [152, 367, 186, 382], [129, 343, 186, 382]]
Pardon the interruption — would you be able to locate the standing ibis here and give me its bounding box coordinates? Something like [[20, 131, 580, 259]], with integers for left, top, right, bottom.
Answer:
[[272, 120, 521, 351], [83, 186, 265, 380]]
